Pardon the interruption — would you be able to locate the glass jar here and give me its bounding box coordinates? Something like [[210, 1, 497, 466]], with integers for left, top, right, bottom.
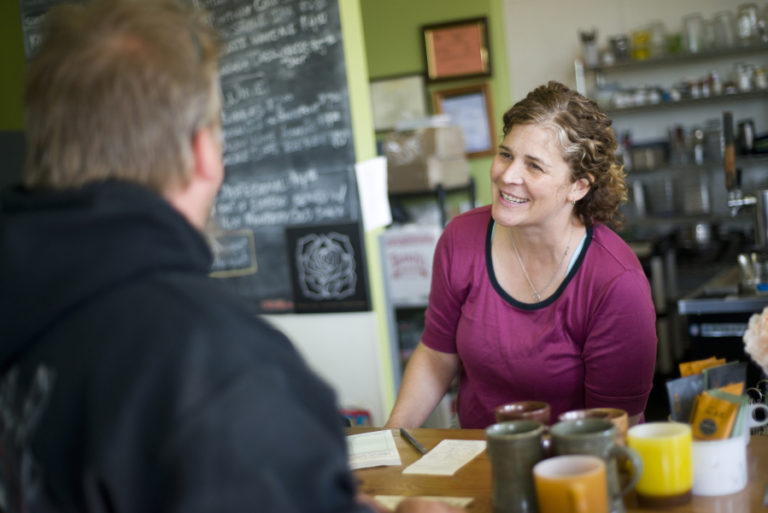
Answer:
[[736, 3, 759, 45], [610, 35, 630, 61], [648, 21, 667, 58], [736, 62, 754, 91], [702, 18, 716, 50], [714, 11, 737, 48], [683, 13, 704, 53], [632, 30, 651, 60], [579, 29, 599, 67]]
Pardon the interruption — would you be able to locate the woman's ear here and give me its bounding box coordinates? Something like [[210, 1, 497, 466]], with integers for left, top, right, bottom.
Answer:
[[570, 176, 591, 202]]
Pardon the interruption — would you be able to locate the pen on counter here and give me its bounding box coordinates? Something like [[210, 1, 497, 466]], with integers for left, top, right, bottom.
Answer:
[[399, 428, 427, 454]]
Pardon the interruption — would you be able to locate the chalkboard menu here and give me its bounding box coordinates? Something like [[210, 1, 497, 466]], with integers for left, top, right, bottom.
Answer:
[[202, 0, 367, 313], [18, 0, 369, 314]]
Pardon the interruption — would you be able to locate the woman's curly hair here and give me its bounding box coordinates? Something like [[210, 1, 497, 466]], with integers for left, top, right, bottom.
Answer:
[[502, 81, 627, 229]]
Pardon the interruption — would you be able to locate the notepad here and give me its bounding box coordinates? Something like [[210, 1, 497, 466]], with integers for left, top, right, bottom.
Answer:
[[347, 430, 402, 470], [374, 495, 473, 509], [402, 439, 486, 476]]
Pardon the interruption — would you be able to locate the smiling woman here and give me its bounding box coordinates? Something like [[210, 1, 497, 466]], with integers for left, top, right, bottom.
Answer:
[[385, 81, 657, 430]]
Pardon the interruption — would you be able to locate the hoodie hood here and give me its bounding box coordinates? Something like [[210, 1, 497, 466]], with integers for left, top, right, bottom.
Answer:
[[0, 180, 212, 369]]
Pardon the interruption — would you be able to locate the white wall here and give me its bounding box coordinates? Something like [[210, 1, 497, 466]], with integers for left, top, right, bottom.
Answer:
[[264, 312, 387, 424], [502, 0, 768, 141]]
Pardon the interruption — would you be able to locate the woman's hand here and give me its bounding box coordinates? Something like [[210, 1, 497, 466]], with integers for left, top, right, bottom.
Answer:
[[357, 494, 466, 513], [394, 497, 466, 513]]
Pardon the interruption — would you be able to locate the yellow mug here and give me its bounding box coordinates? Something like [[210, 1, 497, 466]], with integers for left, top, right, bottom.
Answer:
[[626, 422, 692, 507], [534, 455, 609, 513]]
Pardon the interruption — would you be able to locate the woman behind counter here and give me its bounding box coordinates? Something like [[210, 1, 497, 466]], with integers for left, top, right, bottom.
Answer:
[[385, 81, 657, 429]]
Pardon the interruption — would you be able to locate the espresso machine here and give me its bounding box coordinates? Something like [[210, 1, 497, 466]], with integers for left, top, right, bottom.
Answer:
[[675, 112, 768, 388], [723, 111, 768, 292]]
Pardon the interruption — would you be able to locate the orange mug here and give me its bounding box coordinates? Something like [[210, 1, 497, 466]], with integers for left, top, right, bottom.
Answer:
[[534, 455, 609, 513]]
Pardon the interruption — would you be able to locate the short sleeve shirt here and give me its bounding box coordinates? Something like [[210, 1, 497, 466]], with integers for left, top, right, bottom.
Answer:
[[422, 206, 657, 428]]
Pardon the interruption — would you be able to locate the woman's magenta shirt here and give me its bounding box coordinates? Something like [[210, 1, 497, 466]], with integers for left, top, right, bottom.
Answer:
[[422, 206, 657, 428]]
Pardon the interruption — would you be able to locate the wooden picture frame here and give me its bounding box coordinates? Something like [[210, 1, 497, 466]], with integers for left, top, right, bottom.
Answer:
[[369, 73, 427, 132], [432, 83, 496, 158], [422, 17, 491, 82]]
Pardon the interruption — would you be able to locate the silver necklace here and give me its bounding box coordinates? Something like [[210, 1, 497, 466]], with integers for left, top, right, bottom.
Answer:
[[508, 222, 575, 302]]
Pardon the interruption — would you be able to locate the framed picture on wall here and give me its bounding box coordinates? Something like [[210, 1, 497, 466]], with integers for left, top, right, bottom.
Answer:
[[369, 73, 427, 132], [432, 83, 496, 158], [422, 17, 491, 82]]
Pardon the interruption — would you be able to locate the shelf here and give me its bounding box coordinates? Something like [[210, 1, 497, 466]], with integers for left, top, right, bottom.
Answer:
[[623, 212, 753, 229], [587, 44, 768, 73], [603, 90, 768, 115], [388, 178, 475, 227], [626, 155, 768, 176], [388, 180, 475, 199]]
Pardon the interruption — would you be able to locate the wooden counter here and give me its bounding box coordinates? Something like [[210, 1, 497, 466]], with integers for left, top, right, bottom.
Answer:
[[350, 427, 768, 512]]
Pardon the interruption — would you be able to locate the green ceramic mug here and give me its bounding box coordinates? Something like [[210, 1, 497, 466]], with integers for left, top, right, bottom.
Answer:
[[549, 418, 642, 513]]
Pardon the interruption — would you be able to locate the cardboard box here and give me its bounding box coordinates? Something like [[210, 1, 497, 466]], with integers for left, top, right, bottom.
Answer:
[[387, 156, 470, 193], [381, 224, 442, 306], [384, 126, 465, 162], [384, 125, 470, 193]]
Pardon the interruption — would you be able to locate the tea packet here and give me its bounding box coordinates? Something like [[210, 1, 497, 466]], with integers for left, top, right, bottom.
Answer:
[[666, 373, 706, 422], [707, 389, 751, 439], [690, 391, 739, 440], [679, 356, 726, 377], [703, 361, 747, 390]]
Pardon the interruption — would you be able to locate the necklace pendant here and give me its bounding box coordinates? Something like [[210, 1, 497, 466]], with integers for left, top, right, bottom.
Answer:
[[533, 292, 541, 302]]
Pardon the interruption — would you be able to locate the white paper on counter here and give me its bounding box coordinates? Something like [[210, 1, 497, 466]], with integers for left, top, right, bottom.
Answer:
[[402, 439, 486, 476], [374, 496, 473, 509], [355, 156, 392, 231], [347, 429, 401, 470]]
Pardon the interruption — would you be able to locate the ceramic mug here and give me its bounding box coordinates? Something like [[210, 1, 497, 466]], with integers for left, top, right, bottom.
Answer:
[[692, 434, 748, 496], [495, 401, 551, 425], [550, 418, 641, 513], [558, 408, 629, 445], [626, 422, 692, 507], [486, 420, 547, 513], [534, 455, 609, 513]]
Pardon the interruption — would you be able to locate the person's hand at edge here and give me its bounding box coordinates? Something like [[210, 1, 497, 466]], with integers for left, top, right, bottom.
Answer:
[[394, 497, 466, 513]]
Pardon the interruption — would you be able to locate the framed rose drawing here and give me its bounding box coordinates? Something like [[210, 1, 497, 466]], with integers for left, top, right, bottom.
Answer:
[[286, 222, 370, 313]]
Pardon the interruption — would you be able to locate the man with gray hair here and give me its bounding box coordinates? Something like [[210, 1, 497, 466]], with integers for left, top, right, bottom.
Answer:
[[0, 1, 461, 512]]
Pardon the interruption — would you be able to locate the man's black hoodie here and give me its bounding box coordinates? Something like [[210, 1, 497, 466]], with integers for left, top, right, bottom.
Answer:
[[0, 181, 365, 513]]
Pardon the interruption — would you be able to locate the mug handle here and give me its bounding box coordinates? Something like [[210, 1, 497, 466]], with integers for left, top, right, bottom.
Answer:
[[747, 403, 768, 428], [611, 444, 643, 496]]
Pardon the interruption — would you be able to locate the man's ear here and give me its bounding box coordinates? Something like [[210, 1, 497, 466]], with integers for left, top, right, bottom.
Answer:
[[191, 127, 222, 183]]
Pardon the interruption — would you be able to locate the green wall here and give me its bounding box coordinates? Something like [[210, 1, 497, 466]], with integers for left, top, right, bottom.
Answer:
[[1, 0, 25, 131], [360, 0, 511, 206]]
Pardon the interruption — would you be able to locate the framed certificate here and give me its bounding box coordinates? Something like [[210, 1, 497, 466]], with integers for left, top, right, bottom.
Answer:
[[432, 83, 496, 158], [422, 17, 491, 82], [369, 73, 427, 132]]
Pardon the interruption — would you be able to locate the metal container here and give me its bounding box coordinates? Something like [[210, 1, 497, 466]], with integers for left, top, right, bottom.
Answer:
[[629, 142, 669, 171], [756, 189, 768, 249]]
